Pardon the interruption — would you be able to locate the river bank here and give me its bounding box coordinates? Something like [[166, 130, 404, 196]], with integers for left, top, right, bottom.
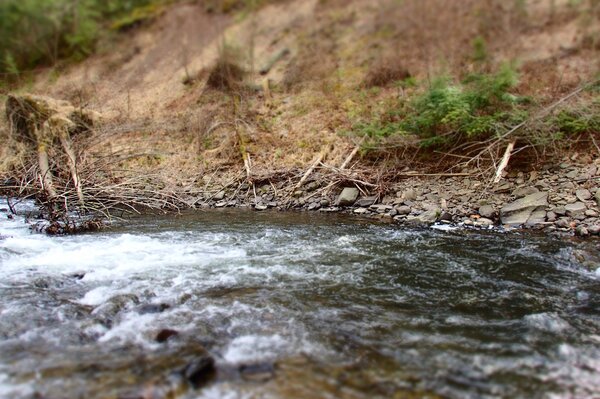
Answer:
[[182, 158, 600, 238], [3, 156, 600, 239]]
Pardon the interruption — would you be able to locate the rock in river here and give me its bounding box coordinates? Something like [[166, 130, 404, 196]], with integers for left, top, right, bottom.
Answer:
[[500, 191, 548, 226]]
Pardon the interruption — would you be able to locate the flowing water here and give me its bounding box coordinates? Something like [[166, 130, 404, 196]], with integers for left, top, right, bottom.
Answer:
[[0, 199, 599, 399]]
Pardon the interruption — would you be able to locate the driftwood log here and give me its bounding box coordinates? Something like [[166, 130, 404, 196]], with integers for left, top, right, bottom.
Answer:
[[5, 94, 101, 204]]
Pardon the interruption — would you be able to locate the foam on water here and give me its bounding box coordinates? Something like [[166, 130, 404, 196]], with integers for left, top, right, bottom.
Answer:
[[0, 200, 599, 398]]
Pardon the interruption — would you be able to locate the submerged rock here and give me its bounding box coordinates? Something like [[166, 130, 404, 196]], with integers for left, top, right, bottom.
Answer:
[[156, 329, 179, 343], [239, 363, 275, 382], [183, 356, 216, 388], [500, 192, 548, 226]]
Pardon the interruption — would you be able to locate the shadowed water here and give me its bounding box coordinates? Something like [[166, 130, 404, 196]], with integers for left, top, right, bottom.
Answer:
[[0, 199, 599, 398]]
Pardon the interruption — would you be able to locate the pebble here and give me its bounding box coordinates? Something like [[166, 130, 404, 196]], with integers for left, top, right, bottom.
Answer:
[[575, 226, 589, 237], [576, 189, 592, 202]]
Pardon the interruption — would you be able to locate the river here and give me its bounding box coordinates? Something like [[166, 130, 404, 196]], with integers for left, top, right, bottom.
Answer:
[[0, 198, 599, 398]]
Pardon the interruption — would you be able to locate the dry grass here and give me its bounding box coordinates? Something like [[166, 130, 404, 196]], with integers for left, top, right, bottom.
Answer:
[[205, 45, 247, 91], [362, 57, 411, 88]]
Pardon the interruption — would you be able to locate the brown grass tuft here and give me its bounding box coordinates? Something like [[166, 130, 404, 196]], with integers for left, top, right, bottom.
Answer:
[[362, 58, 411, 88]]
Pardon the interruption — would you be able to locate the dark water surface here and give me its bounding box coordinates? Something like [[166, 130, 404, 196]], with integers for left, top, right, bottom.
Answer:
[[0, 200, 599, 398]]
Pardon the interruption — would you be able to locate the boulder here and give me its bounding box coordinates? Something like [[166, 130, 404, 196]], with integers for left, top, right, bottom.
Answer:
[[336, 187, 359, 206], [500, 192, 548, 226]]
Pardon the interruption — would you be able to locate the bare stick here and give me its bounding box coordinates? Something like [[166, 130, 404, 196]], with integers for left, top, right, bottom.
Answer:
[[493, 139, 516, 183], [59, 134, 84, 205], [292, 150, 327, 193], [339, 139, 364, 170], [589, 132, 600, 156], [38, 146, 57, 198]]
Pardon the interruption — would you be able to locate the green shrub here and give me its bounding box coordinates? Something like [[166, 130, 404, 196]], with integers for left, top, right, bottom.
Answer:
[[0, 0, 160, 79], [351, 64, 528, 148]]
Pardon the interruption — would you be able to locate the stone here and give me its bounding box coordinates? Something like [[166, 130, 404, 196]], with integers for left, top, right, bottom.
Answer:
[[183, 356, 216, 388], [307, 202, 320, 211], [239, 363, 275, 382], [588, 225, 600, 235], [439, 212, 452, 222], [565, 202, 586, 216], [255, 204, 268, 211], [500, 192, 548, 226], [566, 170, 578, 179], [576, 189, 592, 202], [355, 196, 377, 207], [546, 211, 557, 222], [369, 204, 393, 213], [575, 226, 589, 237], [402, 189, 418, 201], [478, 205, 495, 219], [320, 199, 330, 207], [555, 218, 571, 229], [155, 329, 179, 343], [137, 303, 170, 314], [585, 209, 598, 217], [213, 191, 226, 201], [474, 218, 494, 227], [395, 205, 411, 215], [336, 187, 359, 206], [512, 186, 539, 198], [596, 190, 600, 207], [215, 200, 228, 208], [553, 206, 567, 216], [406, 209, 440, 225], [353, 207, 369, 214], [305, 181, 320, 191]]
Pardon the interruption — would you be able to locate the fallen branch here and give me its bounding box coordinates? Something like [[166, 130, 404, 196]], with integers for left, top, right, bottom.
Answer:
[[493, 139, 516, 183], [291, 150, 327, 193], [339, 139, 364, 170]]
